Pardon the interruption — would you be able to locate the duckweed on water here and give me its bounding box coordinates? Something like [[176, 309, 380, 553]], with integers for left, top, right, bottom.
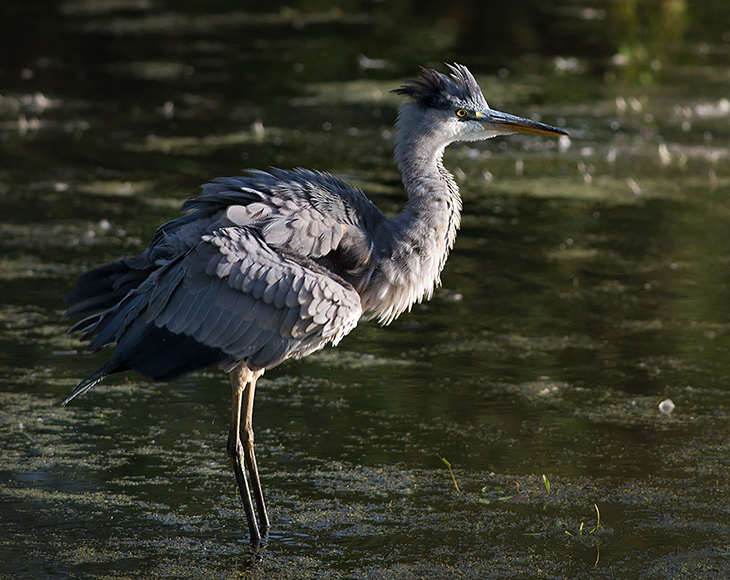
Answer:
[[3, 1, 730, 578]]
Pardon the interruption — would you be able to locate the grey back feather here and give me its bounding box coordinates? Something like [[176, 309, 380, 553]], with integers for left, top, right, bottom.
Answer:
[[69, 168, 385, 376]]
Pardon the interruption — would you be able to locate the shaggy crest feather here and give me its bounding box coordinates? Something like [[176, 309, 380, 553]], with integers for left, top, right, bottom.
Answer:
[[391, 63, 489, 112]]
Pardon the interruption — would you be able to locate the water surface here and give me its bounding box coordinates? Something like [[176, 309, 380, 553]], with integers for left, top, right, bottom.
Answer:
[[2, 1, 730, 578]]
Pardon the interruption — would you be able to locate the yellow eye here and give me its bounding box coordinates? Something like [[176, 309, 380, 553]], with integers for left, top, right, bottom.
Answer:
[[456, 108, 469, 118]]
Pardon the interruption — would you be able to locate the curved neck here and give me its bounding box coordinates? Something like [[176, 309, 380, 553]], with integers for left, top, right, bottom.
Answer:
[[392, 105, 463, 271], [363, 104, 463, 324]]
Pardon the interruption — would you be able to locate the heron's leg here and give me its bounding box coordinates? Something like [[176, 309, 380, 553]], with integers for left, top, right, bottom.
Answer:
[[227, 366, 261, 548], [238, 368, 270, 533], [227, 366, 269, 547]]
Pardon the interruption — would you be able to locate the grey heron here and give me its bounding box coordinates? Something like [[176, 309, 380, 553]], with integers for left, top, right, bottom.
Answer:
[[63, 63, 567, 548]]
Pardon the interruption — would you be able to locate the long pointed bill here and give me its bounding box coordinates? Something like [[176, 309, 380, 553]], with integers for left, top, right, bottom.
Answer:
[[475, 110, 568, 136]]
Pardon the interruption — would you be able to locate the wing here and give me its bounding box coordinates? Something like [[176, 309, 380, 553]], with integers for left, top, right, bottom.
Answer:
[[205, 169, 384, 285], [69, 226, 362, 394], [65, 169, 381, 398], [150, 225, 364, 367], [65, 169, 384, 320]]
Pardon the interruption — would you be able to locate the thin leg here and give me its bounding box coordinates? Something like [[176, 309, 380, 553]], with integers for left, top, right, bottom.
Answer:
[[227, 368, 259, 547], [227, 365, 269, 548], [238, 368, 270, 533]]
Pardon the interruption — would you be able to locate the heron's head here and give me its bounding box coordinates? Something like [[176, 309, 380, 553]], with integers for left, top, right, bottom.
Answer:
[[392, 63, 567, 145]]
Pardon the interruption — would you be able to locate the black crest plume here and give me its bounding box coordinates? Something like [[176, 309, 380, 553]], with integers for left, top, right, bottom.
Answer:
[[391, 63, 487, 111]]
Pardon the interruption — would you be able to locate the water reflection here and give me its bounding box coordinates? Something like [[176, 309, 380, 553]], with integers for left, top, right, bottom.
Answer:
[[611, 0, 688, 85]]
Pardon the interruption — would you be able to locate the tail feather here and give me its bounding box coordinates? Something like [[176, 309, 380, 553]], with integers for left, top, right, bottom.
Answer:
[[62, 362, 119, 406], [67, 312, 104, 336], [65, 260, 149, 318], [63, 323, 229, 406]]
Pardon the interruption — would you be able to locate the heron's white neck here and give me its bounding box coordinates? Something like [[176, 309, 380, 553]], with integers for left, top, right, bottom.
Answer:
[[365, 104, 462, 324], [393, 113, 462, 266]]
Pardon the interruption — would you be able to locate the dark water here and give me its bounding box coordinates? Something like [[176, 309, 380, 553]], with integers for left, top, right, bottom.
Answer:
[[2, 1, 730, 578]]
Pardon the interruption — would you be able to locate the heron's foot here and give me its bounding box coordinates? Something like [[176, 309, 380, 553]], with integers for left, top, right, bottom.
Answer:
[[241, 544, 265, 569], [248, 524, 270, 551]]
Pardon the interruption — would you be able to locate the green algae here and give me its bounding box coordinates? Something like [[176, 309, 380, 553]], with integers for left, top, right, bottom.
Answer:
[[3, 1, 730, 578]]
